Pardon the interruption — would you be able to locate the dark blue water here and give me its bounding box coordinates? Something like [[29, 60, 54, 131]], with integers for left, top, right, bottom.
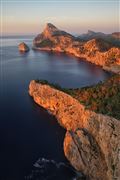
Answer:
[[0, 36, 111, 180]]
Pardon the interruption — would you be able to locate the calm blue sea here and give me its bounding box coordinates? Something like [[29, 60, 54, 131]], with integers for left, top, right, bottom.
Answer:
[[0, 36, 111, 180]]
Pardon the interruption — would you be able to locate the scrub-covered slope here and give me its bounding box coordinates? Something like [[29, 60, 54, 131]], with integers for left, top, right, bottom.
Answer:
[[29, 80, 120, 180]]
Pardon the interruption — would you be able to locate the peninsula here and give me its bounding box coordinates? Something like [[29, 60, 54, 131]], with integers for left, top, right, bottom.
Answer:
[[29, 23, 120, 179], [29, 79, 120, 180], [33, 23, 120, 74]]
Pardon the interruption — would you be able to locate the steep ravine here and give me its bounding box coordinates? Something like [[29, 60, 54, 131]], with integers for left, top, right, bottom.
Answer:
[[29, 80, 120, 180]]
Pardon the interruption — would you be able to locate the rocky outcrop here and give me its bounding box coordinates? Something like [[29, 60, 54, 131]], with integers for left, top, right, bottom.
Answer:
[[112, 32, 120, 40], [33, 23, 74, 49], [18, 42, 30, 52], [33, 23, 120, 74], [29, 80, 120, 180], [64, 130, 108, 180]]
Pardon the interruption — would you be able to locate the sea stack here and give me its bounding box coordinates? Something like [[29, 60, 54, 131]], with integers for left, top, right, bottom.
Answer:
[[18, 42, 30, 52]]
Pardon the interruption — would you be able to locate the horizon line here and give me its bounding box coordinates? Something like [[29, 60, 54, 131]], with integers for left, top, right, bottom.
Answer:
[[1, 30, 119, 37], [1, 0, 117, 2]]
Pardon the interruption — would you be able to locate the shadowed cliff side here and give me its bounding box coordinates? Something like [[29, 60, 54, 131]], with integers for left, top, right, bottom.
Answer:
[[29, 80, 120, 180]]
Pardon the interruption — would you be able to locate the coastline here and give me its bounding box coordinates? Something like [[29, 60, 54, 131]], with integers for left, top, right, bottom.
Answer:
[[32, 46, 120, 75], [30, 23, 120, 179], [29, 80, 120, 180]]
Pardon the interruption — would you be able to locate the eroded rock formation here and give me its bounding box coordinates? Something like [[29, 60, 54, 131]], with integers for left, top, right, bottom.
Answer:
[[18, 42, 30, 52], [29, 80, 120, 180], [33, 23, 120, 74]]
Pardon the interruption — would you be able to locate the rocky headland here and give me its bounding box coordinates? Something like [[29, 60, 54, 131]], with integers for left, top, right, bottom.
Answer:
[[33, 23, 120, 74], [29, 80, 120, 180], [30, 23, 120, 179]]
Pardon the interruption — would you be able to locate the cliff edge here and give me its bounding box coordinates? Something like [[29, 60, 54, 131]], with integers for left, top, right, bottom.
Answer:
[[29, 80, 120, 180]]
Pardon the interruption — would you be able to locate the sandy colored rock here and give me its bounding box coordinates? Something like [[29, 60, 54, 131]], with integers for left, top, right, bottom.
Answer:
[[29, 80, 120, 180], [33, 23, 120, 74], [18, 42, 29, 52], [64, 130, 108, 180]]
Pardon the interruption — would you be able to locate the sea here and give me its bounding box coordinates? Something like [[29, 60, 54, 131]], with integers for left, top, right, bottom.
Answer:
[[0, 35, 111, 180]]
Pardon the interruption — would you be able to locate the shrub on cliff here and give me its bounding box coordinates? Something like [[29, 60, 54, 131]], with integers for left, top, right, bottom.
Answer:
[[36, 39, 54, 48], [70, 75, 120, 120], [35, 75, 120, 120]]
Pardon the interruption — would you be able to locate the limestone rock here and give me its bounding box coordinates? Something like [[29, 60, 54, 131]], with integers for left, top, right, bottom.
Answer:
[[33, 23, 74, 49], [18, 42, 30, 52], [83, 38, 111, 52], [29, 80, 120, 180], [33, 23, 120, 73], [64, 130, 108, 180]]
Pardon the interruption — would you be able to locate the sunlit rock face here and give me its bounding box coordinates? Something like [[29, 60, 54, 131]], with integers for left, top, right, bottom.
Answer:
[[64, 130, 108, 180], [33, 23, 74, 50], [83, 38, 111, 52], [18, 42, 30, 52], [29, 80, 120, 180], [33, 23, 120, 73], [43, 23, 58, 38]]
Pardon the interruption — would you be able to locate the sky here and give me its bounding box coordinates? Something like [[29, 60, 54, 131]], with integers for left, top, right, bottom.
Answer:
[[1, 0, 120, 35]]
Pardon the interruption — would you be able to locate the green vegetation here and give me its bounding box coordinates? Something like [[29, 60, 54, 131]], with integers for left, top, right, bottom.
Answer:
[[35, 79, 74, 96], [105, 37, 120, 48], [68, 75, 120, 120], [36, 75, 120, 120], [37, 39, 54, 47]]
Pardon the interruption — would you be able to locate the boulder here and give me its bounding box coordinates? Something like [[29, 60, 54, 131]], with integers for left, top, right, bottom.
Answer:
[[18, 42, 30, 52]]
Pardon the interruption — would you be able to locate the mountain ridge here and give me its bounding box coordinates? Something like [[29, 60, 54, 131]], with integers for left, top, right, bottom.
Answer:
[[33, 23, 120, 74]]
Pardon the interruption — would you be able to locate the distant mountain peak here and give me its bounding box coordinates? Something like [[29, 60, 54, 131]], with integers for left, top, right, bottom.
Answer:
[[45, 23, 58, 30], [42, 23, 73, 39], [87, 30, 95, 34], [45, 23, 58, 32], [43, 23, 58, 38], [78, 30, 106, 41]]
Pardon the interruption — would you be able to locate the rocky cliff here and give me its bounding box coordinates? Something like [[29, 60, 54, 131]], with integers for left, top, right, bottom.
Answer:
[[33, 23, 120, 74], [29, 80, 120, 180]]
